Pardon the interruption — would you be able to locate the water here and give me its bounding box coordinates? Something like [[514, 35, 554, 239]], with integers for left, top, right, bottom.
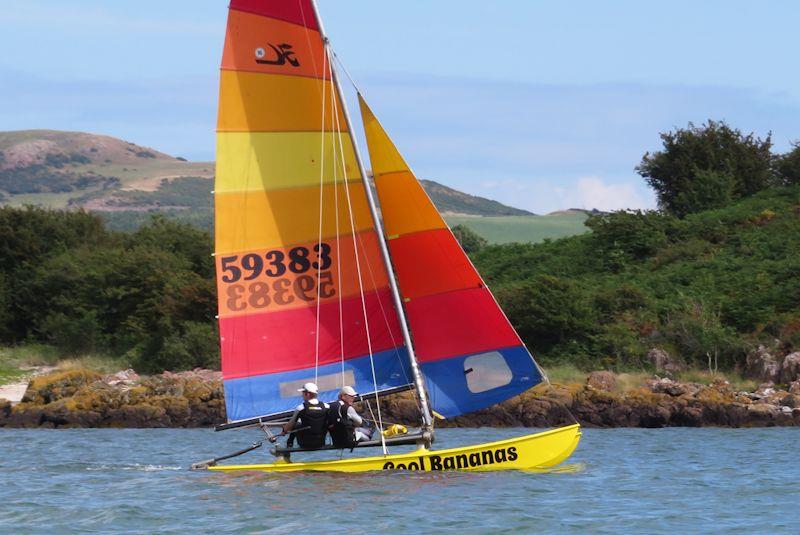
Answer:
[[1, 427, 798, 534]]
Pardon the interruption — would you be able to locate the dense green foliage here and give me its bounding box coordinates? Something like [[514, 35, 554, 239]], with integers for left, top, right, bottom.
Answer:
[[775, 142, 800, 186], [636, 121, 774, 217], [474, 186, 800, 371], [451, 224, 488, 253], [0, 207, 218, 372]]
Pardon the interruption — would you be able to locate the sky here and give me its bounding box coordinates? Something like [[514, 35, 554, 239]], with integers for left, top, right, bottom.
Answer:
[[2, 0, 799, 213]]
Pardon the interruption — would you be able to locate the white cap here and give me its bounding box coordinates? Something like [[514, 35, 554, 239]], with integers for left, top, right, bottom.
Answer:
[[340, 385, 358, 396], [298, 382, 319, 394]]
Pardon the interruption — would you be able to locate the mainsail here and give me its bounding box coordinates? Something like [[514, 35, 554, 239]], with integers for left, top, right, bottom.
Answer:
[[216, 0, 412, 423], [359, 96, 545, 417]]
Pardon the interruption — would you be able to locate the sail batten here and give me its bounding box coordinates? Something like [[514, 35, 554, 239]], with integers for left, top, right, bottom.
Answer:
[[359, 96, 544, 418], [216, 1, 409, 423]]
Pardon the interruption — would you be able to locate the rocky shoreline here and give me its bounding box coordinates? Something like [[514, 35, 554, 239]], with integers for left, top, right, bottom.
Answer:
[[1, 367, 799, 429]]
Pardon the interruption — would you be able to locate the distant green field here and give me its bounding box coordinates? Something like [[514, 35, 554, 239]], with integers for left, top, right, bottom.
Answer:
[[443, 213, 590, 244]]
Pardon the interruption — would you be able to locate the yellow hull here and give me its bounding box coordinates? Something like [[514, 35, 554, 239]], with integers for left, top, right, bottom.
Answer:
[[208, 424, 581, 473]]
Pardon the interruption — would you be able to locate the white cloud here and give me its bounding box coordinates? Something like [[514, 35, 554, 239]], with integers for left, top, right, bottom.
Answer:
[[562, 176, 655, 212]]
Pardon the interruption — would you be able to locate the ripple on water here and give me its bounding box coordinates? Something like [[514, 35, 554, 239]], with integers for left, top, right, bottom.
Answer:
[[0, 427, 799, 533]]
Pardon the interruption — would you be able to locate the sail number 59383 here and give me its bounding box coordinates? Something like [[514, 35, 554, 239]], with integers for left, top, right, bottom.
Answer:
[[219, 243, 336, 313], [219, 243, 332, 282]]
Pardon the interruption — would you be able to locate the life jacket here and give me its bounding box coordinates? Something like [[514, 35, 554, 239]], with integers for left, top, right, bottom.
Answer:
[[327, 400, 357, 448], [294, 400, 328, 448]]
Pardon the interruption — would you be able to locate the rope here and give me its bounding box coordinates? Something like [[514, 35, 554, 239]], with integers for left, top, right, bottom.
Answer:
[[313, 41, 330, 384], [326, 46, 388, 456]]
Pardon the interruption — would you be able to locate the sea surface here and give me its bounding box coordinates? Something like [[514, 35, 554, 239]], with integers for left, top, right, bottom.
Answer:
[[1, 427, 797, 534]]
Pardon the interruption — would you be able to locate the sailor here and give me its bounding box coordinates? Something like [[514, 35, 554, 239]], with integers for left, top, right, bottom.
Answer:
[[272, 382, 329, 448], [328, 386, 373, 448]]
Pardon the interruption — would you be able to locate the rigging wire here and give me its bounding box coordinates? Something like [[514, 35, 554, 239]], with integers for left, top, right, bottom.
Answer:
[[326, 46, 388, 456], [313, 40, 330, 385]]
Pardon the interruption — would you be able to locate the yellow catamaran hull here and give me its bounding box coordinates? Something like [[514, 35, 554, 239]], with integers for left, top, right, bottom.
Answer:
[[209, 424, 580, 473]]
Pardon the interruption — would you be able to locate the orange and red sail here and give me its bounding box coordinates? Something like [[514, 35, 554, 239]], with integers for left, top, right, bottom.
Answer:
[[359, 96, 544, 417], [216, 0, 411, 422]]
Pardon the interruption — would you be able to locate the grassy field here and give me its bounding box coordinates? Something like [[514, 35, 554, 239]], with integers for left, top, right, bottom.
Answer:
[[444, 213, 589, 244]]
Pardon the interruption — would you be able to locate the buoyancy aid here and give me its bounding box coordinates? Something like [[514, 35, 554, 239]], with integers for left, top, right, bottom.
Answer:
[[327, 400, 357, 448], [294, 400, 328, 448]]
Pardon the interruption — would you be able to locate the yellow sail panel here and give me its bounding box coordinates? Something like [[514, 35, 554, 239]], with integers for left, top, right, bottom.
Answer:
[[215, 182, 376, 255], [359, 97, 410, 176], [218, 71, 347, 132], [359, 97, 446, 237], [216, 132, 360, 193]]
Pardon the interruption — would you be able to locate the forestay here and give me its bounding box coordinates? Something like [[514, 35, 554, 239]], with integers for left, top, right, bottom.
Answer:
[[215, 0, 412, 424], [359, 96, 545, 417]]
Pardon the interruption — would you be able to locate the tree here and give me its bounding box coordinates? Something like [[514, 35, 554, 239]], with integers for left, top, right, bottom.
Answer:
[[775, 142, 800, 186], [451, 224, 488, 254], [636, 121, 774, 217]]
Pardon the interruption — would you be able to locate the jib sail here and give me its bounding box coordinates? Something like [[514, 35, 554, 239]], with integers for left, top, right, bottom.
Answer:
[[215, 0, 412, 423], [358, 95, 545, 417]]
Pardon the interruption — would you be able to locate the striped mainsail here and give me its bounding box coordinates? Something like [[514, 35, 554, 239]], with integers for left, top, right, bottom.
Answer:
[[216, 0, 411, 423]]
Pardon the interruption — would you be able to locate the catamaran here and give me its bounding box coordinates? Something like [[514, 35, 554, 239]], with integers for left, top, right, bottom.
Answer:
[[194, 0, 581, 473]]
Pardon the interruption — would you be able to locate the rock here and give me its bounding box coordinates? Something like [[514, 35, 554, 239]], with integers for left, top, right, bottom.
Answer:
[[790, 381, 800, 395], [780, 352, 800, 384], [746, 344, 781, 383], [644, 377, 700, 397], [754, 383, 776, 399], [104, 369, 140, 387], [646, 348, 685, 373], [21, 370, 103, 405], [0, 399, 11, 425], [780, 394, 799, 408], [586, 371, 616, 392]]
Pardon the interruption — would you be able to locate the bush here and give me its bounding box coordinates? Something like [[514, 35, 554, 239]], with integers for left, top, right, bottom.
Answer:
[[451, 224, 488, 253], [636, 120, 774, 217]]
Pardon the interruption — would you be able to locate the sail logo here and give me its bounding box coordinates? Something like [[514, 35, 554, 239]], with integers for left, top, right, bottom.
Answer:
[[382, 446, 518, 471], [254, 43, 300, 67]]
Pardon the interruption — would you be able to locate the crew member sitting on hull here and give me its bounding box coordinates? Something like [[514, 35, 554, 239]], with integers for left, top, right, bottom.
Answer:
[[270, 382, 329, 449], [328, 386, 373, 448]]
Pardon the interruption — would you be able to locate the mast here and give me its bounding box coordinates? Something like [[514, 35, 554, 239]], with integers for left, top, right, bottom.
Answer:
[[308, 0, 433, 430]]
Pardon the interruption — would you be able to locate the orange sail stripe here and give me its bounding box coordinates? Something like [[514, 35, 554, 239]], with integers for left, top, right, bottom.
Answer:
[[222, 10, 328, 79], [215, 182, 375, 254], [388, 228, 482, 301], [376, 170, 447, 238], [216, 230, 389, 318], [218, 71, 347, 132]]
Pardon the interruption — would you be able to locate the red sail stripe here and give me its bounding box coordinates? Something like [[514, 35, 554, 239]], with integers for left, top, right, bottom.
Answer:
[[388, 228, 482, 301], [405, 287, 522, 363], [220, 287, 403, 379], [229, 0, 319, 30]]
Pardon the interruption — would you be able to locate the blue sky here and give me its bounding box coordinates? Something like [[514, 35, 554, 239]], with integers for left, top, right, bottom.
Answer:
[[2, 1, 799, 213]]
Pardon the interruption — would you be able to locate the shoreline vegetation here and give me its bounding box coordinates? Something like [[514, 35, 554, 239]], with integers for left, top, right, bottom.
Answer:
[[1, 121, 799, 429], [1, 362, 799, 429]]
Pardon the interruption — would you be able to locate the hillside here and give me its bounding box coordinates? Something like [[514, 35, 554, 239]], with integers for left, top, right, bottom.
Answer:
[[419, 179, 533, 216], [444, 213, 589, 244], [0, 130, 582, 242], [0, 130, 213, 207]]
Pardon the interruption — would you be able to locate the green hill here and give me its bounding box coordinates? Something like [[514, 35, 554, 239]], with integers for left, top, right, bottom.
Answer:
[[471, 185, 800, 372], [2, 130, 581, 242], [419, 179, 533, 216], [444, 213, 589, 244], [0, 130, 213, 208]]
